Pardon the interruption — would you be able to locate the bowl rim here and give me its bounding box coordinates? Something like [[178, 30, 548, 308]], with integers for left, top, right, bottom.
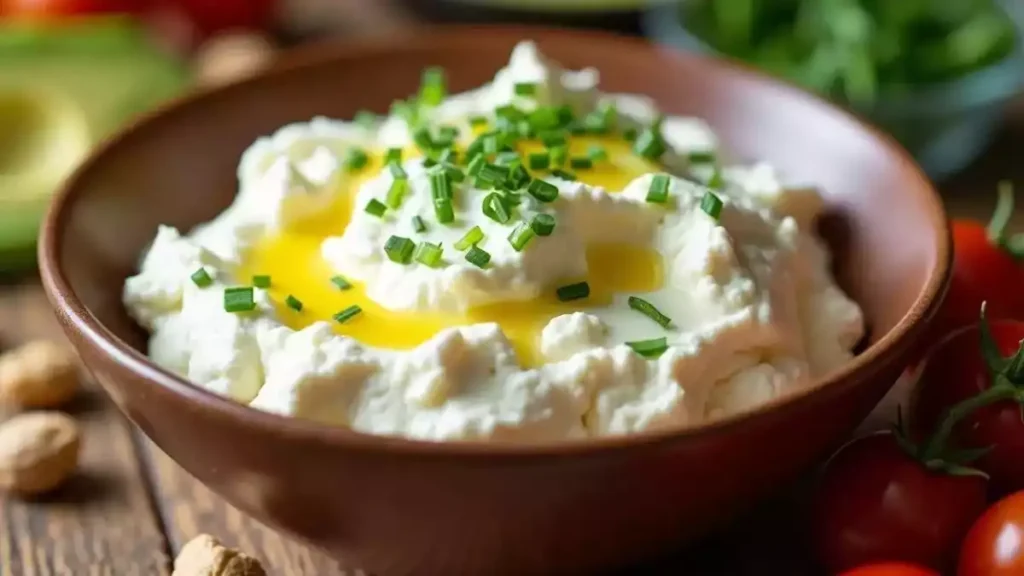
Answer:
[[38, 24, 951, 458]]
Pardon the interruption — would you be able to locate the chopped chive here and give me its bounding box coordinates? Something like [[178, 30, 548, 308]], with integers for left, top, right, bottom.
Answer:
[[478, 163, 511, 186], [482, 133, 502, 155], [508, 222, 535, 252], [549, 145, 568, 166], [495, 151, 521, 166], [437, 125, 459, 143], [569, 156, 593, 170], [438, 148, 458, 166], [502, 187, 521, 200], [701, 192, 723, 220], [384, 147, 403, 164], [333, 304, 362, 324], [330, 275, 352, 290], [420, 67, 446, 107], [707, 169, 725, 191], [391, 98, 418, 125], [445, 165, 466, 183], [495, 104, 525, 120], [422, 157, 438, 169], [454, 226, 484, 251], [365, 198, 387, 217], [514, 82, 538, 96], [551, 169, 577, 182], [555, 104, 575, 126], [465, 246, 491, 268], [508, 164, 531, 190], [516, 119, 534, 138], [412, 215, 427, 233], [413, 126, 435, 153], [344, 147, 369, 171], [414, 242, 444, 267], [386, 178, 408, 209], [556, 281, 589, 302], [528, 151, 551, 170], [252, 275, 271, 289], [190, 268, 213, 288], [626, 337, 669, 358], [527, 178, 559, 202], [628, 296, 672, 328], [482, 193, 512, 224], [285, 295, 303, 312], [528, 107, 560, 131], [688, 150, 716, 164], [224, 286, 256, 313], [530, 213, 556, 236], [384, 235, 416, 264], [540, 130, 567, 147], [430, 170, 452, 199], [633, 127, 665, 160], [467, 155, 487, 177], [388, 162, 407, 180], [623, 127, 638, 141], [646, 174, 670, 203], [588, 145, 608, 162], [428, 195, 455, 222], [582, 114, 607, 134], [469, 115, 488, 128], [354, 110, 377, 128]]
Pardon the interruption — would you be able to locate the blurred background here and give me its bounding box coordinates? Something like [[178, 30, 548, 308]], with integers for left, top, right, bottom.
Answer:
[[1, 0, 1022, 273]]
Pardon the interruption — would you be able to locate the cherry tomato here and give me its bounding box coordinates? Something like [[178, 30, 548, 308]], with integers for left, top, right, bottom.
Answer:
[[912, 319, 1024, 496], [0, 0, 146, 17], [958, 490, 1024, 575], [812, 432, 988, 573], [929, 183, 1024, 345], [840, 563, 940, 576]]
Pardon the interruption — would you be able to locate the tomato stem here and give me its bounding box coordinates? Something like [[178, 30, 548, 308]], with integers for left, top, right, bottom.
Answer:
[[921, 383, 1019, 461]]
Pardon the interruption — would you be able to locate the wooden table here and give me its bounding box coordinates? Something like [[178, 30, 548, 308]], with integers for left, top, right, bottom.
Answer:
[[3, 20, 1024, 576]]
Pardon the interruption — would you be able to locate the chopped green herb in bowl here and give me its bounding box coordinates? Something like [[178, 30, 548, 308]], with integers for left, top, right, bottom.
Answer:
[[643, 0, 1024, 179]]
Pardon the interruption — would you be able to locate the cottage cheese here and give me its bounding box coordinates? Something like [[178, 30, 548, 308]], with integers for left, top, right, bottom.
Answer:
[[123, 41, 864, 443]]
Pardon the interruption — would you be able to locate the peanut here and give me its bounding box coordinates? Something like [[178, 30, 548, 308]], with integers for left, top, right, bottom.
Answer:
[[173, 534, 267, 576], [0, 340, 79, 409], [0, 411, 80, 496]]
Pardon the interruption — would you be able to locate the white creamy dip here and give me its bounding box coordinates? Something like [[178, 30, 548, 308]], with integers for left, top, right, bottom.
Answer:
[[123, 42, 864, 442]]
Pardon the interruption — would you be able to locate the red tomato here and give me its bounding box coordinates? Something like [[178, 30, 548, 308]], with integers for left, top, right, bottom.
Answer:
[[958, 490, 1024, 575], [840, 563, 940, 576], [812, 432, 988, 573], [0, 0, 145, 17], [911, 319, 1024, 496], [929, 183, 1024, 344]]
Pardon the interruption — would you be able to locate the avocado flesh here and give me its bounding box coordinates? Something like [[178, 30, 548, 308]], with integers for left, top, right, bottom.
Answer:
[[0, 21, 189, 272]]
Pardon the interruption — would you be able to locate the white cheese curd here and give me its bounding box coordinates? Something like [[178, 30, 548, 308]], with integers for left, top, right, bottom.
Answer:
[[123, 41, 865, 443]]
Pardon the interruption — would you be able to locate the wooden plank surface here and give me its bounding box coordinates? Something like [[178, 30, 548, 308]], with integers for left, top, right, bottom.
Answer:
[[141, 442, 358, 575], [0, 283, 170, 576]]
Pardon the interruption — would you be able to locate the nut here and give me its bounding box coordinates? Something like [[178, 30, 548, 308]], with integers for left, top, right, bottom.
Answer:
[[0, 411, 80, 496], [173, 534, 267, 576], [194, 32, 277, 89], [0, 340, 79, 409]]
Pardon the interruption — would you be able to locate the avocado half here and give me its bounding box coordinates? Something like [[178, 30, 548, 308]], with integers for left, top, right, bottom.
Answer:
[[0, 18, 190, 273]]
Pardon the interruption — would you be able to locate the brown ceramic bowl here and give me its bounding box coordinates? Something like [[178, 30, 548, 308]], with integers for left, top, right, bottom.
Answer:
[[39, 27, 949, 575]]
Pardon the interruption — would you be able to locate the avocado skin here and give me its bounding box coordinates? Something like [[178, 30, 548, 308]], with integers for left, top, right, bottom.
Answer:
[[0, 19, 190, 272]]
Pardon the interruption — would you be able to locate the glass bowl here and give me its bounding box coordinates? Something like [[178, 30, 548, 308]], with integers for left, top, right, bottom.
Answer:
[[641, 1, 1024, 180]]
